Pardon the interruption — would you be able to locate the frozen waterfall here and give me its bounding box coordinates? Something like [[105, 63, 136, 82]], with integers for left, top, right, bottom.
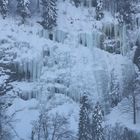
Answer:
[[78, 31, 102, 48], [38, 29, 67, 43], [14, 57, 43, 82]]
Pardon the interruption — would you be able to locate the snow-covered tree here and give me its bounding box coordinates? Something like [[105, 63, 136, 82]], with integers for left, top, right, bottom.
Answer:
[[92, 102, 104, 140], [39, 0, 57, 30], [133, 46, 140, 70], [95, 0, 104, 20], [91, 0, 97, 7], [109, 69, 121, 107], [73, 0, 80, 7], [115, 12, 124, 26], [0, 99, 12, 140], [0, 0, 8, 19], [32, 111, 74, 140], [78, 93, 90, 140], [16, 0, 30, 24], [116, 0, 134, 26]]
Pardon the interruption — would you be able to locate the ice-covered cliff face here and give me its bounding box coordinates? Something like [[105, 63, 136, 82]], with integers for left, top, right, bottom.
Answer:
[[0, 24, 135, 139], [0, 17, 135, 103], [0, 1, 139, 139]]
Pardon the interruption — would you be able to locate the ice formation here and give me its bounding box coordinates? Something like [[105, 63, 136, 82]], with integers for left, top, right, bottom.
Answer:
[[0, 0, 139, 139], [0, 25, 133, 103], [38, 29, 67, 43]]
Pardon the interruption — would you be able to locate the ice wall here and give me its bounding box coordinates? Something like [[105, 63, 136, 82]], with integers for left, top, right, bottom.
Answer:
[[14, 58, 43, 82], [38, 29, 67, 43], [37, 43, 135, 114], [38, 23, 129, 56], [78, 31, 102, 48], [12, 81, 40, 100], [11, 56, 43, 100], [103, 23, 120, 39], [4, 23, 130, 102], [102, 23, 129, 55]]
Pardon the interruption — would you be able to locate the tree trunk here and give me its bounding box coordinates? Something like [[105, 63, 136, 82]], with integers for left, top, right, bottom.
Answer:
[[31, 130, 34, 140], [133, 95, 136, 124]]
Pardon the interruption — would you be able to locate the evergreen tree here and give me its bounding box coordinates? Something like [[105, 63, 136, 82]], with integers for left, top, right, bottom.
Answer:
[[92, 102, 104, 140], [0, 0, 8, 19], [78, 93, 90, 140], [95, 0, 104, 20], [16, 0, 30, 24], [92, 0, 97, 7], [0, 100, 12, 140], [116, 0, 134, 26], [73, 0, 80, 7], [39, 0, 57, 30]]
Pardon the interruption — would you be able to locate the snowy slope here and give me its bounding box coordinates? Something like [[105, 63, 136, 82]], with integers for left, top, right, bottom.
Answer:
[[106, 95, 140, 133], [0, 23, 136, 140], [0, 1, 140, 140]]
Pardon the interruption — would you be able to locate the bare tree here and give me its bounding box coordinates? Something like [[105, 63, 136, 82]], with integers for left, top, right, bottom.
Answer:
[[120, 71, 140, 125], [50, 113, 75, 140], [32, 112, 49, 140], [104, 124, 139, 140], [0, 96, 24, 140], [32, 111, 75, 140]]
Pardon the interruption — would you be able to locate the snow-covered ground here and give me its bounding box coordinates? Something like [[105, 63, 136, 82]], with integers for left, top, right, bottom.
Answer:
[[106, 98, 140, 132]]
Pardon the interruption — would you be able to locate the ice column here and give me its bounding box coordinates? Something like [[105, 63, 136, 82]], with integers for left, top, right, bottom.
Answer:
[[15, 56, 43, 81], [120, 25, 128, 55]]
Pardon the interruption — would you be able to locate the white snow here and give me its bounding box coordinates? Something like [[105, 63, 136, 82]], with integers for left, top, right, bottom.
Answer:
[[0, 0, 140, 139], [7, 98, 39, 140], [106, 97, 140, 132]]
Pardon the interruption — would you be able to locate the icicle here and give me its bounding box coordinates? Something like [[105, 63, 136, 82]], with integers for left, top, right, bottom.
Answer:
[[32, 60, 36, 81], [19, 62, 24, 80], [78, 34, 81, 45], [92, 31, 97, 48], [23, 60, 27, 81], [38, 29, 44, 38], [55, 30, 59, 42], [120, 25, 127, 55], [44, 30, 49, 39], [103, 23, 116, 38], [114, 24, 119, 40], [79, 33, 87, 46], [86, 33, 93, 48], [55, 30, 67, 43], [78, 33, 95, 47], [37, 29, 67, 43], [27, 61, 30, 81], [36, 57, 43, 80]]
